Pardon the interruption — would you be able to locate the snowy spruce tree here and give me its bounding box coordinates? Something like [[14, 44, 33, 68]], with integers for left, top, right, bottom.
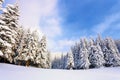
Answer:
[[14, 27, 25, 65], [96, 34, 103, 47], [77, 39, 90, 69], [14, 29, 33, 66], [46, 52, 52, 68], [71, 42, 80, 69], [34, 36, 50, 68], [30, 30, 40, 65], [15, 29, 43, 67], [115, 40, 120, 53], [0, 3, 19, 63], [0, 0, 4, 58], [52, 56, 59, 69], [89, 39, 105, 68], [14, 30, 51, 68], [52, 53, 67, 69], [52, 57, 61, 69], [65, 51, 74, 69], [104, 37, 120, 67], [15, 26, 24, 56], [0, 0, 4, 10], [60, 54, 66, 69]]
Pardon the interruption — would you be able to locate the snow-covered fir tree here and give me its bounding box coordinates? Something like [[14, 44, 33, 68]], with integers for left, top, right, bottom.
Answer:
[[96, 34, 103, 47], [14, 29, 33, 66], [60, 54, 66, 69], [15, 26, 24, 55], [104, 37, 120, 67], [83, 38, 89, 49], [52, 56, 58, 69], [95, 34, 107, 54], [34, 35, 50, 68], [115, 40, 120, 53], [89, 39, 105, 68], [15, 30, 51, 68], [52, 56, 61, 69], [77, 39, 90, 69], [52, 53, 66, 69], [46, 52, 52, 68], [14, 26, 25, 65], [65, 51, 74, 69], [71, 42, 80, 69], [0, 0, 4, 10], [0, 3, 19, 63], [30, 30, 40, 65]]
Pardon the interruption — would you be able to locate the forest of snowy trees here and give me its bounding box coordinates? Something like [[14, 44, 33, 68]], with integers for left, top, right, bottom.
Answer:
[[51, 35, 120, 70], [0, 0, 51, 68], [1, 0, 120, 70]]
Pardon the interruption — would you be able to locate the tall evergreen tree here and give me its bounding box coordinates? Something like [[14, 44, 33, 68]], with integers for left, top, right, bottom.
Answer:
[[14, 26, 25, 65], [52, 56, 58, 69], [35, 36, 49, 68], [104, 38, 120, 67], [115, 40, 120, 53], [65, 51, 74, 69], [60, 54, 66, 69], [52, 56, 61, 69], [89, 39, 105, 68], [96, 34, 103, 47], [14, 29, 33, 66], [0, 0, 4, 10], [71, 42, 80, 69], [77, 39, 90, 69], [0, 3, 19, 63], [46, 52, 52, 68]]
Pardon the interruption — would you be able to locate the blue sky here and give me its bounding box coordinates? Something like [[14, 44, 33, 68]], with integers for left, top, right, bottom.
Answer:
[[58, 0, 120, 39], [4, 0, 120, 53]]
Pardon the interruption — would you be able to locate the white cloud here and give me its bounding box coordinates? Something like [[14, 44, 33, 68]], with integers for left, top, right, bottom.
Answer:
[[58, 39, 76, 48], [40, 15, 62, 38], [19, 0, 41, 29], [47, 38, 79, 53], [93, 1, 120, 34], [19, 0, 61, 37], [18, 0, 63, 52], [93, 12, 120, 34]]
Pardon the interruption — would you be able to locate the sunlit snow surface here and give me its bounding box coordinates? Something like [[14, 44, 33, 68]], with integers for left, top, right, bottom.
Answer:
[[0, 63, 120, 80]]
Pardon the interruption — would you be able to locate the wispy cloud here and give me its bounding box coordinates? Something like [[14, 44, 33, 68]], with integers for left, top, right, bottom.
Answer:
[[93, 12, 120, 34], [48, 38, 79, 53], [19, 0, 63, 52], [19, 0, 61, 36], [40, 14, 62, 38], [92, 1, 120, 34]]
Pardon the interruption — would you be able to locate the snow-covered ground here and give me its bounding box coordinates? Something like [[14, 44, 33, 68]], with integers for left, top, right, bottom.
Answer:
[[0, 63, 120, 80]]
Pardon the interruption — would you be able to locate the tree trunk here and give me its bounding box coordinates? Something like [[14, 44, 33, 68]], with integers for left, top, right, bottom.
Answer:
[[4, 58, 6, 63], [18, 61, 21, 65], [26, 60, 30, 67]]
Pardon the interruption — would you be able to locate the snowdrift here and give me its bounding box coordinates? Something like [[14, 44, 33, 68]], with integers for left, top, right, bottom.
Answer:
[[0, 63, 120, 80]]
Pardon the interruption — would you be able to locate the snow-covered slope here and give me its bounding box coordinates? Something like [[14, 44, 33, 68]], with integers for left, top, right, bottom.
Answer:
[[0, 63, 120, 80]]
